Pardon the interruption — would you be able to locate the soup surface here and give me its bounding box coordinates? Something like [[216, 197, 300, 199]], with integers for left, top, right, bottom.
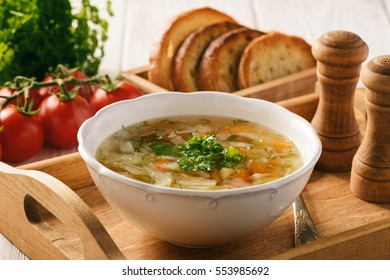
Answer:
[[96, 116, 303, 190]]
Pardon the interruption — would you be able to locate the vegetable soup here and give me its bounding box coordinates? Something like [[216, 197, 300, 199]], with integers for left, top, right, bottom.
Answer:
[[96, 116, 303, 190]]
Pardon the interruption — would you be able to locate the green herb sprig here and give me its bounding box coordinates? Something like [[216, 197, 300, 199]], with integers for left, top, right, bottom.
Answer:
[[150, 133, 243, 172], [0, 0, 113, 84]]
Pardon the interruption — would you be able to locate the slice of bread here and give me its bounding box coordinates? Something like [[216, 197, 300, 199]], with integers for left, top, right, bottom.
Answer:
[[148, 7, 237, 91], [197, 28, 264, 92], [238, 32, 316, 89], [172, 21, 242, 92]]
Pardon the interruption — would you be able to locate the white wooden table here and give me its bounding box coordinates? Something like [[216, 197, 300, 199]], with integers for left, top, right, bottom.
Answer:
[[1, 0, 390, 260]]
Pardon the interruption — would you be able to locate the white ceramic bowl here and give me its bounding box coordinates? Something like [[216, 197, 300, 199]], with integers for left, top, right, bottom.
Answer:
[[78, 91, 321, 248]]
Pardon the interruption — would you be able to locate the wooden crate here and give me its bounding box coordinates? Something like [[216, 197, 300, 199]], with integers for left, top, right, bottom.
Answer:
[[121, 65, 318, 103], [1, 88, 388, 260]]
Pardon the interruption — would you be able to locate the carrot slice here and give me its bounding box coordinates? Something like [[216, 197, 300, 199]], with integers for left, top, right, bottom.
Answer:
[[251, 160, 273, 173], [273, 137, 294, 152], [232, 168, 250, 181], [155, 159, 171, 171]]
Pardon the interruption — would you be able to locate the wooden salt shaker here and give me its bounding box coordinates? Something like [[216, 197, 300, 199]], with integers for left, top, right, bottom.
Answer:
[[311, 31, 368, 172], [350, 55, 390, 202]]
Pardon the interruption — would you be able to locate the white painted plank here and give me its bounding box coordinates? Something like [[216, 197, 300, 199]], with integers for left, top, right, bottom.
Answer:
[[94, 0, 127, 77], [68, 0, 125, 78], [121, 0, 255, 72], [251, 0, 390, 64], [0, 235, 28, 260]]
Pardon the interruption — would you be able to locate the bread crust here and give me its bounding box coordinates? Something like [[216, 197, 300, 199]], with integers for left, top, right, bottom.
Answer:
[[172, 21, 242, 92], [148, 7, 237, 91], [197, 28, 264, 92], [238, 32, 316, 89]]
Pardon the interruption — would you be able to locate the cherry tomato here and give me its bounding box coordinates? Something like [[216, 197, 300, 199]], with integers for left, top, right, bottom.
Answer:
[[43, 70, 94, 101], [90, 81, 142, 112], [38, 75, 56, 100], [0, 87, 45, 110], [0, 126, 3, 161], [28, 88, 46, 110], [0, 106, 44, 162], [39, 94, 94, 148], [0, 87, 13, 107], [65, 70, 94, 101]]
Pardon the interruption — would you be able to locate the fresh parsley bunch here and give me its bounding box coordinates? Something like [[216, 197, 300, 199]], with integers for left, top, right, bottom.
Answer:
[[0, 0, 113, 84]]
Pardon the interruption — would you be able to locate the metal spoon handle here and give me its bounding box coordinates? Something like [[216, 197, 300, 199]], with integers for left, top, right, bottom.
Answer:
[[293, 194, 321, 246]]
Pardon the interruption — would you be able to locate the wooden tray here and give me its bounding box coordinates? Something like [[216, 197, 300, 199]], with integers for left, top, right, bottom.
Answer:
[[121, 65, 317, 103], [1, 90, 389, 260]]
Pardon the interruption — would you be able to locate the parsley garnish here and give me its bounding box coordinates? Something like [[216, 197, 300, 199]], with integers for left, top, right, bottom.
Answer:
[[150, 133, 244, 172], [150, 140, 175, 156], [222, 146, 245, 168], [176, 133, 243, 172]]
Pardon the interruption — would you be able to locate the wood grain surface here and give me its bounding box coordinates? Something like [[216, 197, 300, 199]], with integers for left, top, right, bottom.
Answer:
[[2, 89, 390, 260], [5, 146, 390, 259]]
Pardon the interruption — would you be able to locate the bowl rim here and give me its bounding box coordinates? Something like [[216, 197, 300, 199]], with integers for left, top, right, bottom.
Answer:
[[78, 91, 322, 198]]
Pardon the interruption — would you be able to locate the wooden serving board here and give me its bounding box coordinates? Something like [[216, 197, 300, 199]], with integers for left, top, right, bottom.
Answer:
[[1, 90, 389, 260]]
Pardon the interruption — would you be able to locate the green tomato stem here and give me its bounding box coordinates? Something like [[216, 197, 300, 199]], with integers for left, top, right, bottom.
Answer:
[[0, 64, 118, 109]]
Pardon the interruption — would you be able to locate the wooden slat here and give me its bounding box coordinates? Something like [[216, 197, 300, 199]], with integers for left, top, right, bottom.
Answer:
[[269, 217, 390, 259], [19, 153, 94, 191], [234, 68, 316, 102], [277, 92, 319, 121], [122, 66, 317, 102], [121, 66, 167, 93]]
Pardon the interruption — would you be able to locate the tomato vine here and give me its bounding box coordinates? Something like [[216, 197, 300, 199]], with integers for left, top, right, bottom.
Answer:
[[0, 64, 117, 110], [0, 64, 142, 159]]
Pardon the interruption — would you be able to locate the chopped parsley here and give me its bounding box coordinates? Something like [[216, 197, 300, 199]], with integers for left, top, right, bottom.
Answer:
[[150, 140, 176, 156], [150, 133, 243, 172], [222, 146, 245, 168]]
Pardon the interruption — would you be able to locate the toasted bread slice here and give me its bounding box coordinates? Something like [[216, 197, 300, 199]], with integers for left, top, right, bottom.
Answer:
[[148, 7, 237, 91], [197, 28, 264, 92], [172, 21, 242, 92], [238, 32, 316, 89]]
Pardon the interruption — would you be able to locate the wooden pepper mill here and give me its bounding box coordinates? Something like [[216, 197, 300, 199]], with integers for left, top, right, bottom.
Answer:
[[311, 31, 368, 172], [350, 55, 390, 202]]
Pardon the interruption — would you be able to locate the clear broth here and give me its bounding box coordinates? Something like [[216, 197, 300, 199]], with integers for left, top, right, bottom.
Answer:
[[96, 116, 303, 190]]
